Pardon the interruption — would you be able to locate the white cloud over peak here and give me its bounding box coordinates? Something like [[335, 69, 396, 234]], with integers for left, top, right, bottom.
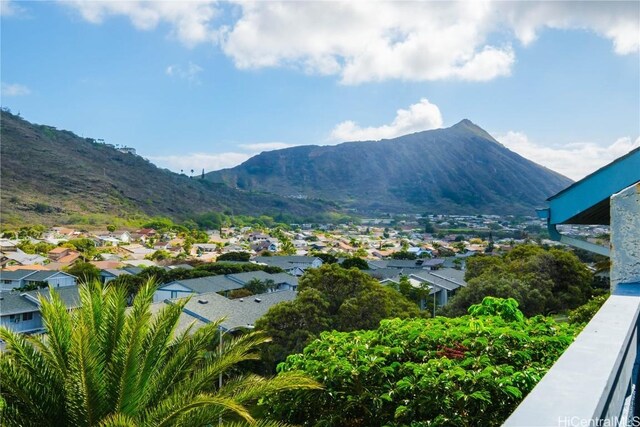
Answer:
[[330, 98, 443, 142], [61, 1, 639, 84], [166, 62, 203, 84], [496, 131, 640, 180], [1, 82, 31, 96]]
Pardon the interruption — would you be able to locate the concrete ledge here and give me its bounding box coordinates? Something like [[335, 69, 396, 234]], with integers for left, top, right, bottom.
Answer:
[[504, 293, 640, 426]]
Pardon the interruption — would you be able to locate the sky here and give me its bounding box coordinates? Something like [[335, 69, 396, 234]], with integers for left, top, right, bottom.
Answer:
[[1, 0, 639, 180]]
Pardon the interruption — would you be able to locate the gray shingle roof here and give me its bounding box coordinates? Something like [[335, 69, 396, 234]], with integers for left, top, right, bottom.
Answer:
[[0, 286, 80, 316], [170, 275, 244, 294], [23, 271, 74, 282], [179, 290, 297, 331], [0, 270, 39, 281]]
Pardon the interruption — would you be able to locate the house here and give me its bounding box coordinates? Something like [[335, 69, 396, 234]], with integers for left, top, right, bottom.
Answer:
[[248, 233, 270, 242], [194, 243, 217, 254], [47, 247, 82, 265], [153, 271, 299, 303], [251, 256, 323, 276], [99, 268, 131, 284], [408, 268, 467, 306], [0, 249, 47, 267], [121, 244, 155, 260], [0, 270, 42, 291], [0, 285, 80, 333], [150, 289, 297, 334], [22, 271, 78, 289], [153, 275, 244, 302]]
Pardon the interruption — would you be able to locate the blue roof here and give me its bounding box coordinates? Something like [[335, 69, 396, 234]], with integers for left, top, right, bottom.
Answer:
[[544, 147, 640, 225]]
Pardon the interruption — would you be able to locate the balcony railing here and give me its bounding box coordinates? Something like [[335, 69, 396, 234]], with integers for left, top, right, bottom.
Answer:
[[504, 282, 640, 427]]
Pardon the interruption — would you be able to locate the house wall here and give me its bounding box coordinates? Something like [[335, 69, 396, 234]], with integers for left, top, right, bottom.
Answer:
[[46, 274, 77, 288], [611, 183, 640, 290], [1, 279, 23, 291], [0, 311, 43, 333], [153, 283, 194, 303]]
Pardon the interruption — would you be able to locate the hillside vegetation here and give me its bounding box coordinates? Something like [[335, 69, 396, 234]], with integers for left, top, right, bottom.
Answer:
[[0, 111, 336, 226]]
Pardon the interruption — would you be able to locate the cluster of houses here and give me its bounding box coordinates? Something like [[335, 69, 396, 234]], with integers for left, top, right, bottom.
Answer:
[[0, 250, 468, 337], [6, 219, 535, 339]]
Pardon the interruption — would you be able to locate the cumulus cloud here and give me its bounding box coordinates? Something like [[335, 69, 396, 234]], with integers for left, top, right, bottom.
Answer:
[[61, 1, 639, 84], [1, 82, 31, 96], [1, 0, 24, 16], [496, 131, 640, 180], [60, 0, 221, 46], [146, 141, 293, 173], [330, 98, 443, 142], [166, 62, 203, 84]]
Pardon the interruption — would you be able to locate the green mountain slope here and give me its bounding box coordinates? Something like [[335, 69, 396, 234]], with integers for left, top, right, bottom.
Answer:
[[0, 111, 335, 225], [207, 120, 573, 215]]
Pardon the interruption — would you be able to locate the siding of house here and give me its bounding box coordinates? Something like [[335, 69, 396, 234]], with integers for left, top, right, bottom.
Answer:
[[0, 311, 43, 333], [153, 283, 193, 303]]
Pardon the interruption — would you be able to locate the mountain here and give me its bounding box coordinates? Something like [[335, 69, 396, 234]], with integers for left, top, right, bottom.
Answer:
[[0, 111, 336, 226], [207, 120, 573, 215]]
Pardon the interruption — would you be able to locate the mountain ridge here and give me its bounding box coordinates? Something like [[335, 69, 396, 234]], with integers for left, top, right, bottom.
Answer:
[[207, 120, 572, 215], [0, 111, 338, 226]]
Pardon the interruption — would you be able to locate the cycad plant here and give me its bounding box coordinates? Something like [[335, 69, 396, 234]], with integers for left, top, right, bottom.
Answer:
[[0, 279, 320, 426]]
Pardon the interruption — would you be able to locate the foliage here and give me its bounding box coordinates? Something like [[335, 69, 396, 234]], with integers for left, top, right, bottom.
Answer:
[[0, 279, 320, 426], [340, 257, 369, 270], [266, 297, 580, 427], [444, 245, 593, 317], [147, 250, 172, 261], [391, 251, 417, 260], [65, 262, 101, 283], [16, 240, 55, 255], [569, 294, 609, 324], [244, 278, 275, 295], [218, 252, 251, 262], [255, 264, 421, 372]]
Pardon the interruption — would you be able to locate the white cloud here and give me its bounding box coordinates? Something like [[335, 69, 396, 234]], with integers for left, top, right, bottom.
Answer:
[[330, 98, 443, 142], [60, 0, 221, 46], [1, 82, 31, 96], [60, 1, 639, 83], [147, 152, 251, 174], [1, 0, 24, 16], [238, 142, 294, 152], [146, 141, 294, 173], [496, 131, 640, 180], [166, 62, 203, 84]]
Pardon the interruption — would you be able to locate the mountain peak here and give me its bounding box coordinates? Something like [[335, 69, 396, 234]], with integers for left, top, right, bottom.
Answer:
[[451, 119, 499, 143]]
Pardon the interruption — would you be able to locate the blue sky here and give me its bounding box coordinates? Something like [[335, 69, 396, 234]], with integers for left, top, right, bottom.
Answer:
[[1, 1, 638, 180]]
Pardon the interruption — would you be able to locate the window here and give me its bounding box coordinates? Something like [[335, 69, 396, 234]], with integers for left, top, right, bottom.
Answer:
[[3, 280, 12, 284], [23, 312, 33, 321], [170, 291, 178, 298]]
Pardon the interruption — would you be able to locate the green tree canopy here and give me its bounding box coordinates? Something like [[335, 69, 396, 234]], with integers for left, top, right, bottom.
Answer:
[[0, 280, 320, 426], [444, 245, 593, 317], [217, 251, 251, 262], [340, 257, 369, 270], [255, 264, 421, 372], [266, 297, 580, 427]]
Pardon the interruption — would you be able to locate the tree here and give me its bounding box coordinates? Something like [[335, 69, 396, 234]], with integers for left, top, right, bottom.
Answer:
[[0, 280, 320, 426], [313, 253, 337, 264], [255, 264, 421, 371], [106, 224, 116, 232], [266, 297, 580, 427], [217, 251, 251, 262], [340, 257, 368, 270], [444, 245, 593, 317], [66, 262, 101, 283], [391, 251, 416, 260]]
